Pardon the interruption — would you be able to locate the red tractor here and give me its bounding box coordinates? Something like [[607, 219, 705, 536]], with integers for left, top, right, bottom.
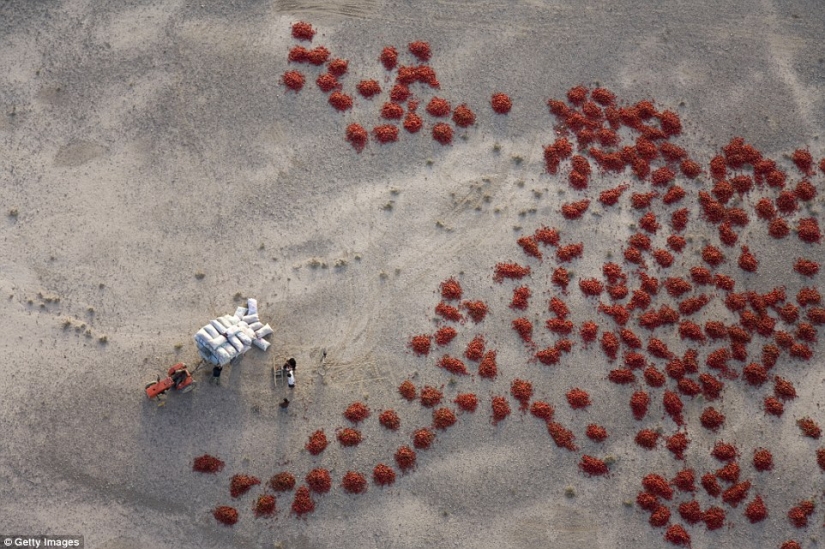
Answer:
[[145, 362, 195, 399]]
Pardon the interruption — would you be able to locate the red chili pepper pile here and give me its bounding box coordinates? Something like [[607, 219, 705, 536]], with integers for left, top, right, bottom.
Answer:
[[797, 417, 821, 438], [269, 472, 296, 492], [788, 500, 815, 527], [438, 355, 468, 375], [463, 335, 485, 361], [337, 428, 363, 447], [341, 471, 367, 494], [586, 424, 607, 442], [379, 409, 401, 430], [432, 122, 453, 145], [305, 469, 332, 494], [344, 402, 370, 423], [511, 317, 533, 343], [432, 407, 457, 429], [398, 380, 417, 401], [291, 486, 315, 515], [510, 379, 533, 411], [635, 429, 659, 449], [193, 454, 225, 474], [282, 70, 305, 92], [454, 393, 478, 412], [305, 430, 329, 456], [230, 475, 260, 498], [291, 21, 315, 41], [345, 123, 368, 152], [254, 494, 276, 518], [490, 396, 511, 425], [547, 422, 577, 451], [372, 124, 398, 143], [566, 388, 590, 409], [412, 428, 435, 449], [409, 334, 432, 355], [213, 506, 239, 526], [419, 386, 443, 407], [394, 445, 417, 471], [458, 301, 487, 324], [434, 326, 457, 345], [490, 93, 512, 114], [477, 350, 498, 378], [579, 455, 608, 476], [373, 463, 397, 486]]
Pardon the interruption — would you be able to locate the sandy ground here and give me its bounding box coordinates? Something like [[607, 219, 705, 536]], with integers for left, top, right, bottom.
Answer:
[[1, 1, 824, 548]]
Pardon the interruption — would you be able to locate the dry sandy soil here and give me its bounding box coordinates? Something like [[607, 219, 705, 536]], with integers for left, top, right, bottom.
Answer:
[[1, 1, 824, 548]]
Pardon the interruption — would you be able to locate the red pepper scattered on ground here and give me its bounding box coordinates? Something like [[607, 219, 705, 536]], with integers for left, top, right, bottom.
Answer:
[[797, 417, 821, 439], [491, 93, 512, 114], [454, 393, 478, 412], [566, 388, 590, 409], [345, 123, 368, 152], [306, 469, 332, 494], [398, 380, 417, 401], [547, 421, 577, 450], [409, 334, 432, 355], [373, 463, 397, 486], [379, 409, 401, 431], [193, 454, 225, 473], [254, 495, 276, 518], [291, 486, 315, 516], [413, 428, 436, 449], [432, 407, 458, 429], [344, 402, 370, 423], [230, 474, 260, 498], [291, 21, 315, 41], [462, 300, 489, 323], [434, 326, 457, 346], [579, 455, 609, 476], [357, 79, 381, 98], [510, 379, 533, 411], [213, 506, 239, 526], [395, 445, 417, 472], [379, 46, 398, 70], [282, 70, 305, 92], [491, 396, 511, 424], [439, 355, 469, 375], [269, 472, 296, 492], [420, 386, 443, 407], [337, 428, 363, 447], [341, 471, 367, 494]]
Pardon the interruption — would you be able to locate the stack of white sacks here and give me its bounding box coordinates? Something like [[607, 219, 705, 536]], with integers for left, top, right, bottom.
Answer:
[[194, 298, 273, 365]]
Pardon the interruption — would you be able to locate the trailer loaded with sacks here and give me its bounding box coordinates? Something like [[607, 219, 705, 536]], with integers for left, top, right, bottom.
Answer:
[[193, 298, 273, 365]]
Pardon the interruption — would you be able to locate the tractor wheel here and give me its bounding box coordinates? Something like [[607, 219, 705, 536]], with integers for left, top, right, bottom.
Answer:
[[180, 381, 195, 394]]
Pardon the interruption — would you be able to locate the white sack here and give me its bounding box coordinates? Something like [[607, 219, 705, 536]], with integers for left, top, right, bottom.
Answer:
[[255, 324, 273, 339], [207, 335, 227, 351], [210, 319, 228, 334], [247, 298, 258, 315], [195, 328, 212, 345], [228, 335, 244, 353], [253, 338, 270, 351], [237, 331, 252, 347]]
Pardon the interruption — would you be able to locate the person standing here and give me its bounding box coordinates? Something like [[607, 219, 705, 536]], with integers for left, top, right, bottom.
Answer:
[[282, 357, 296, 388]]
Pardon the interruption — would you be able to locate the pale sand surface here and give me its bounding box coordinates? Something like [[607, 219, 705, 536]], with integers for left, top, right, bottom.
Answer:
[[1, 1, 824, 548]]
